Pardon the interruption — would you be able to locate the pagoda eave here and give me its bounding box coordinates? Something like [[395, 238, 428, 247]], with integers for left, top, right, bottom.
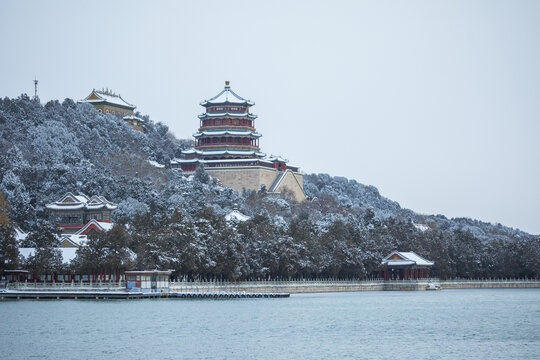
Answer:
[[193, 131, 262, 138], [200, 100, 255, 107], [198, 112, 257, 119]]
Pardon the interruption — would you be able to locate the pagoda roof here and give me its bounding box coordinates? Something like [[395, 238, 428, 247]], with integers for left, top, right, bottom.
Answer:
[[79, 89, 136, 110], [200, 82, 254, 107], [198, 112, 257, 119], [381, 251, 434, 267], [172, 157, 271, 165], [193, 130, 262, 138], [181, 149, 265, 157], [73, 219, 114, 235]]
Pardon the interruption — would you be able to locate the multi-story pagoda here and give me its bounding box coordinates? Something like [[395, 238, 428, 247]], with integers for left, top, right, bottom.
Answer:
[[172, 81, 306, 202]]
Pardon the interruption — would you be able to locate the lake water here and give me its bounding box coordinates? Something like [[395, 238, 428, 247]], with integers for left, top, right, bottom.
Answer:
[[0, 289, 539, 359]]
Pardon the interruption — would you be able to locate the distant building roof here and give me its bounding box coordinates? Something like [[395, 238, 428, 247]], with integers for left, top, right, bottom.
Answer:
[[73, 219, 114, 236], [79, 89, 136, 110], [61, 234, 88, 247], [46, 192, 117, 211], [381, 251, 434, 267], [200, 81, 255, 107]]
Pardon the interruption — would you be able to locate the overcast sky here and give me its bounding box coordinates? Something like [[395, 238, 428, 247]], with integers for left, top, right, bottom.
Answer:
[[1, 0, 539, 234]]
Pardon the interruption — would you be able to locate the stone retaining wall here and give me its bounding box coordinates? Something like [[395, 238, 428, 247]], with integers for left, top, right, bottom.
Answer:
[[439, 281, 540, 290], [172, 280, 540, 294]]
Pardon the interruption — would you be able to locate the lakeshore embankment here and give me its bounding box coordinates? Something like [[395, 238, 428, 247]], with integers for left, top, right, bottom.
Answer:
[[192, 279, 540, 294], [2, 279, 538, 300]]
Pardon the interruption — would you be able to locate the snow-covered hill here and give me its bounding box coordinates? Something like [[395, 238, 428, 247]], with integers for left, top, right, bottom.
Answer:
[[0, 95, 538, 279]]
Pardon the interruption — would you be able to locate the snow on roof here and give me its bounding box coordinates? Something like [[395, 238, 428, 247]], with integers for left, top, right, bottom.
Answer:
[[200, 82, 255, 106], [193, 130, 262, 138], [225, 210, 250, 222], [181, 149, 266, 157], [46, 203, 85, 210], [62, 234, 88, 247], [123, 114, 145, 122], [147, 159, 166, 168], [171, 158, 201, 164], [264, 155, 289, 163], [381, 251, 434, 266], [204, 158, 264, 164], [399, 252, 434, 266], [79, 89, 136, 109], [172, 157, 271, 165], [46, 192, 117, 211], [73, 220, 114, 235], [19, 248, 78, 265], [75, 194, 89, 202], [198, 112, 257, 119]]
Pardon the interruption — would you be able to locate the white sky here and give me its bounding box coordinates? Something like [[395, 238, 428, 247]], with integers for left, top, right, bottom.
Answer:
[[1, 0, 539, 234]]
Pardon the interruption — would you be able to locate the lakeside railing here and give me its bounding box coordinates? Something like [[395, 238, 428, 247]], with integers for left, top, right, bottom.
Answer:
[[6, 280, 125, 291], [4, 278, 539, 293], [168, 278, 540, 293]]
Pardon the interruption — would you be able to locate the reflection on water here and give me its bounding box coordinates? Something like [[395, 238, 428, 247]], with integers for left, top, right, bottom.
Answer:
[[0, 289, 539, 359]]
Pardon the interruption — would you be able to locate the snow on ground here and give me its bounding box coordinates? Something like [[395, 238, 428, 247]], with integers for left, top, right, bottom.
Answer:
[[413, 223, 430, 232], [147, 159, 166, 168], [225, 210, 250, 222], [14, 226, 27, 241]]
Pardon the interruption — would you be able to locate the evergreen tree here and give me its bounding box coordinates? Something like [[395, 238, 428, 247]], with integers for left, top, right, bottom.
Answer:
[[0, 192, 20, 271], [23, 221, 62, 277]]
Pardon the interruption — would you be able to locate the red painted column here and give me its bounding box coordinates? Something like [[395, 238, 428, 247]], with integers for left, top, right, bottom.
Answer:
[[426, 269, 429, 279]]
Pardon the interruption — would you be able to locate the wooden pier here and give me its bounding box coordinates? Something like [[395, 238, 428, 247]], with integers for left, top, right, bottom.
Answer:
[[0, 290, 290, 300]]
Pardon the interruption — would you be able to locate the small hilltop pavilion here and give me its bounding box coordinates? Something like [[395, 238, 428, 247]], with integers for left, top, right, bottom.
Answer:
[[171, 81, 306, 202], [78, 88, 145, 131], [380, 251, 434, 280]]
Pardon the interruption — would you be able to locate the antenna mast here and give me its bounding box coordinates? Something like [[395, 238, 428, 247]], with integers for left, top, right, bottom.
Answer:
[[33, 77, 39, 101]]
